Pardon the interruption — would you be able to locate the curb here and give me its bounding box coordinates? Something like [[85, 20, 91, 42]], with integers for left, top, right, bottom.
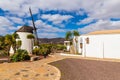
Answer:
[[52, 65, 61, 80], [45, 64, 61, 80], [60, 53, 82, 57]]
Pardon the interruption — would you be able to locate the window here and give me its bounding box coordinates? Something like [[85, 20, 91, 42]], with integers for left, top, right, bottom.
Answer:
[[80, 43, 83, 48], [86, 37, 89, 44]]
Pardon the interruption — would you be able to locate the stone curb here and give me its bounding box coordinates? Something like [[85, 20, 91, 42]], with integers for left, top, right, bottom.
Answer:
[[60, 53, 82, 57], [45, 63, 61, 80], [52, 65, 61, 80]]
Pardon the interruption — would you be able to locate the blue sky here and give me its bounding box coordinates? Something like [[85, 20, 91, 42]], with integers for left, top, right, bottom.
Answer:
[[0, 0, 120, 38]]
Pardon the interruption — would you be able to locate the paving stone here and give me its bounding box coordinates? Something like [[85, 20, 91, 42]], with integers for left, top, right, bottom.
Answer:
[[44, 73, 49, 77], [0, 54, 63, 80], [4, 79, 9, 80], [35, 74, 40, 77], [15, 72, 20, 75], [21, 69, 29, 72], [25, 67, 30, 68], [23, 74, 29, 77], [50, 73, 54, 76]]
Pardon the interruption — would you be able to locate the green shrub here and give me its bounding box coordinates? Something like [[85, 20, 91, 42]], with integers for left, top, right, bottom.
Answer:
[[56, 44, 66, 50], [10, 49, 30, 62], [0, 51, 8, 58], [39, 44, 52, 58], [39, 47, 49, 58], [33, 47, 40, 55]]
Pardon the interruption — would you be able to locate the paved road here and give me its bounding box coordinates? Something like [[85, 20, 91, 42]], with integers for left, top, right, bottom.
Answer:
[[50, 58, 120, 80]]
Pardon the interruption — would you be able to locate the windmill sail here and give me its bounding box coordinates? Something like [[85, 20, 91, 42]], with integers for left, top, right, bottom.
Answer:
[[29, 7, 39, 45]]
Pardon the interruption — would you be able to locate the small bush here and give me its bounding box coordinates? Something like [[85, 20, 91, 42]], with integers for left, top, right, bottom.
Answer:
[[56, 44, 66, 50], [39, 47, 49, 58], [10, 49, 30, 62], [0, 51, 8, 58], [33, 47, 40, 55]]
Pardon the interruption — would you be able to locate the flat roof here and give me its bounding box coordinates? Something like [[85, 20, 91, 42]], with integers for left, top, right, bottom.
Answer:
[[87, 29, 120, 35]]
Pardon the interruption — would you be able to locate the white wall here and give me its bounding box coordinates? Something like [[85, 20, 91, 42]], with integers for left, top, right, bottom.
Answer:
[[16, 32, 34, 54], [83, 35, 103, 58], [64, 41, 70, 51], [73, 36, 81, 54], [103, 35, 120, 59], [77, 34, 120, 59]]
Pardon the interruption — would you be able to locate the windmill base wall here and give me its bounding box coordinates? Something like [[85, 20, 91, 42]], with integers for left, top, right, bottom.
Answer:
[[16, 32, 34, 54]]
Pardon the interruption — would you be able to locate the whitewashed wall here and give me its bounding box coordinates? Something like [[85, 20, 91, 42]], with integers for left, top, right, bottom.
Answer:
[[103, 35, 120, 59], [77, 34, 120, 59], [64, 41, 70, 51], [16, 32, 34, 54]]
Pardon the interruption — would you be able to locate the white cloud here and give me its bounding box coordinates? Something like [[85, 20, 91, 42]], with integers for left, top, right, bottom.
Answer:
[[0, 16, 13, 26], [78, 20, 120, 34], [74, 0, 120, 20], [0, 0, 120, 19], [41, 14, 73, 25], [0, 0, 81, 17], [34, 20, 65, 33], [0, 16, 18, 35], [77, 18, 95, 25], [7, 17, 24, 24], [0, 0, 120, 36]]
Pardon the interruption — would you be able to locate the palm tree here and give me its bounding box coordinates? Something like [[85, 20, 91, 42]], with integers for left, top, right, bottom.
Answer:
[[73, 30, 80, 36], [16, 40, 22, 49], [73, 30, 80, 54], [4, 34, 13, 55], [65, 30, 80, 40], [0, 36, 5, 50], [12, 33, 19, 52], [65, 31, 72, 41], [65, 30, 80, 53]]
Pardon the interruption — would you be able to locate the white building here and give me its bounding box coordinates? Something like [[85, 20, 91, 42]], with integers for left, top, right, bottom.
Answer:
[[74, 30, 120, 59], [64, 41, 70, 51], [16, 25, 34, 54]]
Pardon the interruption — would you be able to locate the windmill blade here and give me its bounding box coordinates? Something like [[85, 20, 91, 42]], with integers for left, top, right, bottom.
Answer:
[[29, 7, 39, 45]]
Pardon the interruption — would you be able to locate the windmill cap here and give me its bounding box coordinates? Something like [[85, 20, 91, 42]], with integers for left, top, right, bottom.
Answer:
[[16, 25, 33, 33]]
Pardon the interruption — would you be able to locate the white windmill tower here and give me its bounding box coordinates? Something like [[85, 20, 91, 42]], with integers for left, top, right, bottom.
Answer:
[[16, 25, 34, 54], [16, 8, 39, 54]]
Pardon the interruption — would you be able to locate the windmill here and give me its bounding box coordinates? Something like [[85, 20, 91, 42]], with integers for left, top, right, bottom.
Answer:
[[29, 7, 39, 45]]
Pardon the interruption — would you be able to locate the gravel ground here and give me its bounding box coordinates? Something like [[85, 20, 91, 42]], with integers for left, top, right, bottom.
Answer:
[[50, 58, 120, 80]]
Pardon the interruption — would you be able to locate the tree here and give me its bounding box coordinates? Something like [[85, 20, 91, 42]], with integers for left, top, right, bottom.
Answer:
[[65, 30, 80, 53], [73, 30, 80, 36], [16, 40, 22, 49], [65, 30, 80, 40], [65, 31, 72, 40], [5, 34, 13, 45], [4, 34, 13, 55], [12, 33, 19, 51], [0, 36, 5, 50], [4, 33, 20, 55]]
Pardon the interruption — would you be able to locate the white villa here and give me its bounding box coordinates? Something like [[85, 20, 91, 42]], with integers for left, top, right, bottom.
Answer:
[[73, 29, 120, 59], [16, 25, 34, 54]]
